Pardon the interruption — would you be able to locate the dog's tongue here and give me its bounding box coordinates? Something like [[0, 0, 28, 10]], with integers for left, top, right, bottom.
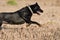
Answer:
[[37, 11, 41, 15]]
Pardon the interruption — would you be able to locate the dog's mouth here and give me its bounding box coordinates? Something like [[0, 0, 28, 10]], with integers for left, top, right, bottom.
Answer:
[[37, 11, 43, 15]]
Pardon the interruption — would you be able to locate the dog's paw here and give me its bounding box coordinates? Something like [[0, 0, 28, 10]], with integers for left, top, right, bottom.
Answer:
[[38, 24, 42, 27]]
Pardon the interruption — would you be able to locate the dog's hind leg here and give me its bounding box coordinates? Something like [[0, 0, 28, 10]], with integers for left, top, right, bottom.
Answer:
[[0, 19, 3, 30]]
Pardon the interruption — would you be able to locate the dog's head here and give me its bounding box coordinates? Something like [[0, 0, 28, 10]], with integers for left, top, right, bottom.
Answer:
[[30, 2, 43, 15]]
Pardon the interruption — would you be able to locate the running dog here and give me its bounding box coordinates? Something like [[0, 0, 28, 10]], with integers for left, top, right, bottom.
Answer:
[[0, 2, 43, 30]]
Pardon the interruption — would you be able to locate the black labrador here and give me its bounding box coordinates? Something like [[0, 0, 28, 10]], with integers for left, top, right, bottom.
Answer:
[[0, 2, 43, 30]]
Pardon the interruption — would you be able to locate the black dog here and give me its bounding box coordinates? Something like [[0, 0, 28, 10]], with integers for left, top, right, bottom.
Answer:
[[0, 2, 43, 30]]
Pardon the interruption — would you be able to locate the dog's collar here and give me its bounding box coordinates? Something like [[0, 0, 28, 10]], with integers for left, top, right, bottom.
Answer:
[[27, 6, 33, 13]]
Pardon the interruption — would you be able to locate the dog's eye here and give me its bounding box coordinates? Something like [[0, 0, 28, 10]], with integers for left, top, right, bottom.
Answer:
[[35, 6, 40, 9], [35, 6, 38, 9]]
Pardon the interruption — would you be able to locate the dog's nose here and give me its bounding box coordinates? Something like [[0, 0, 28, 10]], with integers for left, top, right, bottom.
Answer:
[[41, 10, 43, 13]]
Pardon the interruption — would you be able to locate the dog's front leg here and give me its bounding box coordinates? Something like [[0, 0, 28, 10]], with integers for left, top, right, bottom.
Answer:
[[22, 17, 31, 27], [30, 21, 41, 27]]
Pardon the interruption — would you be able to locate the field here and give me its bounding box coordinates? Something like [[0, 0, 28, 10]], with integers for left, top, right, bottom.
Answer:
[[0, 0, 60, 40]]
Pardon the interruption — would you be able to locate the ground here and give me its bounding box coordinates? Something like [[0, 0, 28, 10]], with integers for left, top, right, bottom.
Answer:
[[0, 0, 60, 40]]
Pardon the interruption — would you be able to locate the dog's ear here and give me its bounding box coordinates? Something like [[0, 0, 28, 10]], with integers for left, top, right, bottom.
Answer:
[[36, 2, 38, 4]]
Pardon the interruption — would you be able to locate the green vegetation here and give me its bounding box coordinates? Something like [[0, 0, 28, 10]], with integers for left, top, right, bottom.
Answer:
[[7, 0, 17, 5]]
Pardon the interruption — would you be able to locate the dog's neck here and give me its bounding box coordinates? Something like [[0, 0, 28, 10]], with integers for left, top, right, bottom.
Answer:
[[27, 6, 33, 14]]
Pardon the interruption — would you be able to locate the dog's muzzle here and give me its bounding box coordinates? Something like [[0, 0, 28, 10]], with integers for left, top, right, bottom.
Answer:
[[37, 11, 43, 15]]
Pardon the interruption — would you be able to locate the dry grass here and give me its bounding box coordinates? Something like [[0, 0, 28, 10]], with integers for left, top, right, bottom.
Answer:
[[7, 0, 17, 5]]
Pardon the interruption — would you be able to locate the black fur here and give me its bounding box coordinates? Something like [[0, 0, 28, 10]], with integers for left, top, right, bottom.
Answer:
[[0, 2, 43, 30]]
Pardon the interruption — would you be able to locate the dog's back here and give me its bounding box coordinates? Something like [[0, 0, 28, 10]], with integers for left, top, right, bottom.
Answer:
[[0, 12, 25, 24]]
